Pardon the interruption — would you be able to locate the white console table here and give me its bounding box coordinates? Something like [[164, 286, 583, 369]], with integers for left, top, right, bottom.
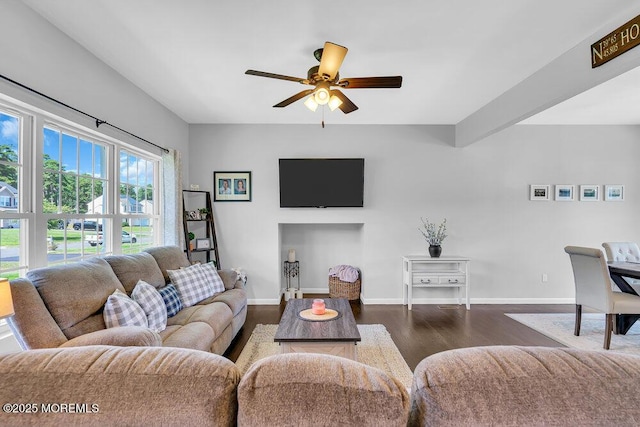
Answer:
[[402, 255, 470, 310]]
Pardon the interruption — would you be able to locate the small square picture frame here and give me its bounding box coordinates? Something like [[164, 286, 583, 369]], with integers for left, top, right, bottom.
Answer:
[[195, 238, 211, 250], [530, 184, 550, 201], [580, 185, 600, 201], [604, 184, 624, 201], [554, 184, 575, 201]]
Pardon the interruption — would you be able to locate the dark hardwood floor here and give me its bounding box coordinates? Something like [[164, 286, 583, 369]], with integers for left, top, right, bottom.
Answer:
[[223, 296, 573, 371]]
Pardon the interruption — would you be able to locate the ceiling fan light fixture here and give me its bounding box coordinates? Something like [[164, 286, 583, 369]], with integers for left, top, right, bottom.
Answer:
[[328, 95, 343, 111], [314, 82, 331, 105], [304, 96, 318, 112]]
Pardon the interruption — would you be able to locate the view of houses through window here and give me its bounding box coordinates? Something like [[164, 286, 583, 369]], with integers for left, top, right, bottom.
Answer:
[[0, 102, 161, 280]]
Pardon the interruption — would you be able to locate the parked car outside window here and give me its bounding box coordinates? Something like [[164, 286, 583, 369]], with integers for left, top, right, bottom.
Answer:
[[86, 231, 137, 246], [72, 221, 102, 231]]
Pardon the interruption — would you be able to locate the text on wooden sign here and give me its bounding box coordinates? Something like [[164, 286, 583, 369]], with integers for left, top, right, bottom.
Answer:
[[591, 14, 640, 68]]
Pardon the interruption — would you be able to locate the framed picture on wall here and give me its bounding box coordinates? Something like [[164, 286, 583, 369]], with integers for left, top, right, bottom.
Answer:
[[604, 184, 624, 201], [214, 171, 252, 202], [579, 185, 600, 201], [529, 184, 550, 201], [554, 184, 575, 201]]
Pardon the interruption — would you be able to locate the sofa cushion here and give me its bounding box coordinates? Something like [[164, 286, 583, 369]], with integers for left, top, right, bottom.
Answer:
[[132, 280, 167, 332], [167, 302, 233, 338], [27, 257, 126, 337], [103, 290, 149, 329], [409, 346, 640, 426], [158, 284, 183, 317], [144, 246, 191, 283], [200, 262, 225, 293], [199, 288, 248, 317], [167, 264, 215, 308], [104, 252, 166, 293], [237, 353, 410, 426], [59, 326, 162, 348], [159, 322, 215, 352]]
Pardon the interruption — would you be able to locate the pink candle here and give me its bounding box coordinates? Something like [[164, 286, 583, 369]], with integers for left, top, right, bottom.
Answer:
[[312, 299, 326, 315]]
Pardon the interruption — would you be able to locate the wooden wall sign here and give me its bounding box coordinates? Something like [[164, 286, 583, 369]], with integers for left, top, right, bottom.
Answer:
[[592, 14, 640, 68]]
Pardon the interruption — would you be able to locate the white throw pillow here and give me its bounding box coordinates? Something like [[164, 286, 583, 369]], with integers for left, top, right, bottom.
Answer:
[[200, 262, 225, 293], [131, 280, 167, 332], [103, 289, 149, 329], [167, 264, 215, 307]]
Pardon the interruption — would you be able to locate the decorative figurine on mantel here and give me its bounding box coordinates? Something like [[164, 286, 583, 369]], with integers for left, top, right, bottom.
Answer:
[[419, 217, 447, 258]]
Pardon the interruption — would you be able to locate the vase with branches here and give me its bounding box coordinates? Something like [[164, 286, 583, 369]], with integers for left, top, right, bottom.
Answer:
[[418, 218, 447, 257]]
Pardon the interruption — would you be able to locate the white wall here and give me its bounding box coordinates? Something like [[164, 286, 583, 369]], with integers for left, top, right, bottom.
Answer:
[[0, 0, 189, 164], [188, 123, 640, 305]]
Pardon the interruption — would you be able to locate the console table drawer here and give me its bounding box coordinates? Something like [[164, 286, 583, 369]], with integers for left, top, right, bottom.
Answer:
[[439, 276, 465, 285], [412, 274, 439, 285]]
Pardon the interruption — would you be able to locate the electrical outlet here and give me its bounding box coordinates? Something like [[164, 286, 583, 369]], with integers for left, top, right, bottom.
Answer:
[[542, 273, 548, 283]]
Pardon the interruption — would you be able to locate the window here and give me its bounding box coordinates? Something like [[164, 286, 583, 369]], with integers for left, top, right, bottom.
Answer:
[[42, 125, 109, 263], [0, 98, 162, 277], [118, 150, 157, 252], [0, 110, 24, 279]]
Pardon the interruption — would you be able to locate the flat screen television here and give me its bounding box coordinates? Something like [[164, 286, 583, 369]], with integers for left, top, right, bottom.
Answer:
[[279, 158, 364, 208]]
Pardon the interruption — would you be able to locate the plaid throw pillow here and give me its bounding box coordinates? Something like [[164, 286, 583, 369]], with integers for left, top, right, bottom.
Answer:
[[158, 284, 183, 318], [103, 289, 148, 329], [132, 280, 167, 332], [200, 262, 225, 293], [167, 264, 215, 307]]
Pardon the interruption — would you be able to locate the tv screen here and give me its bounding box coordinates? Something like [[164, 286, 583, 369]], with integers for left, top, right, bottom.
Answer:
[[279, 158, 364, 208]]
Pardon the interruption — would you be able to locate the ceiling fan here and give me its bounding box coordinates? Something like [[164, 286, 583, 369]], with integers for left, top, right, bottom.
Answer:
[[245, 41, 402, 114]]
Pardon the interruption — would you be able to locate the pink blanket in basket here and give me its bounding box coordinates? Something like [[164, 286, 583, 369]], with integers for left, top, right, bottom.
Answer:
[[328, 265, 359, 283]]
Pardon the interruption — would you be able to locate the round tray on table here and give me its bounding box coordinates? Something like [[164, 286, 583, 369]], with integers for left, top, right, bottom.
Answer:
[[297, 308, 341, 322]]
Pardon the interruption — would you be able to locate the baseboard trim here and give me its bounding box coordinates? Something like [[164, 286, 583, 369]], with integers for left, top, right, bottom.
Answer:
[[359, 297, 575, 305], [471, 298, 574, 304], [248, 298, 281, 305], [250, 297, 575, 306]]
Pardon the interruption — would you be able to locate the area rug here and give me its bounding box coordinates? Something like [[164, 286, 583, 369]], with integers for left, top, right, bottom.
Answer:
[[506, 312, 640, 356], [235, 324, 413, 389]]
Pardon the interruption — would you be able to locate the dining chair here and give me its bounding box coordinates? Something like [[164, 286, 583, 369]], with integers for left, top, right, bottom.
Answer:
[[602, 242, 640, 292], [564, 246, 640, 349]]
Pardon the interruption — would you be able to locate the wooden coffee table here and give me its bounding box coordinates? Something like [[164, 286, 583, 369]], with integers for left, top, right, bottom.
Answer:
[[274, 298, 361, 360]]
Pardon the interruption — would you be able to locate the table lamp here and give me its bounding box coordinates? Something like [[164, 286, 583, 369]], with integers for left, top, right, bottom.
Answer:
[[0, 278, 15, 320]]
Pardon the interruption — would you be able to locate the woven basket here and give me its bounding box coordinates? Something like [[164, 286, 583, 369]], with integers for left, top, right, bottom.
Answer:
[[328, 272, 361, 300]]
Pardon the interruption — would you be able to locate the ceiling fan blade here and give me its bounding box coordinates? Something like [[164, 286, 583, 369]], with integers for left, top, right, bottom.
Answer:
[[273, 89, 315, 108], [317, 42, 348, 81], [330, 89, 358, 114], [245, 70, 307, 84], [338, 76, 403, 89]]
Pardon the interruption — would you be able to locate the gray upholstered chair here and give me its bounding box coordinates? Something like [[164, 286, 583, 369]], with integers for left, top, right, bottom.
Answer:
[[602, 242, 640, 292], [564, 246, 640, 349]]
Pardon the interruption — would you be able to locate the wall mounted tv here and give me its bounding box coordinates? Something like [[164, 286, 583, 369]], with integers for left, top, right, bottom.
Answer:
[[279, 158, 365, 208]]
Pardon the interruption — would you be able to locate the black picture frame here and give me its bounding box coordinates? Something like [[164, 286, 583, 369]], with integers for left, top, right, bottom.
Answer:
[[214, 171, 252, 202]]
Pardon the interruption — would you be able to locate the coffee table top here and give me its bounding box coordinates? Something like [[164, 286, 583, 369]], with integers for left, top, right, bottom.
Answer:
[[274, 298, 361, 342]]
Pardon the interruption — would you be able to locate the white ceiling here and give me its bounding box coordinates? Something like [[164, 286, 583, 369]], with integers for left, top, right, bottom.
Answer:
[[20, 0, 640, 126]]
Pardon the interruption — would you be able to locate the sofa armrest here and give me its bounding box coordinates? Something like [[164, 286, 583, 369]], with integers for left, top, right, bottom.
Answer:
[[218, 269, 244, 290], [59, 326, 162, 348], [0, 345, 240, 426]]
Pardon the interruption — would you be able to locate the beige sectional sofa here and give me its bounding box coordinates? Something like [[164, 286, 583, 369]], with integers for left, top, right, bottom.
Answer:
[[8, 246, 247, 354], [2, 344, 640, 426]]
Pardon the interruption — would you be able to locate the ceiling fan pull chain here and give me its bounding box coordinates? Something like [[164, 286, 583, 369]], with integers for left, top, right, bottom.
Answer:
[[322, 105, 325, 128]]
